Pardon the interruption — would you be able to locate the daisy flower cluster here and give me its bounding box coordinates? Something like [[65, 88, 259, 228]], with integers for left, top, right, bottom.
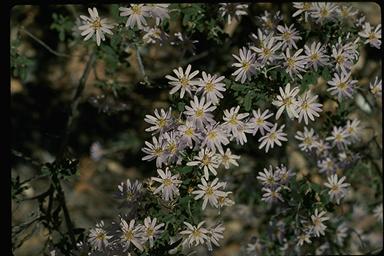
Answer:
[[66, 3, 382, 256]]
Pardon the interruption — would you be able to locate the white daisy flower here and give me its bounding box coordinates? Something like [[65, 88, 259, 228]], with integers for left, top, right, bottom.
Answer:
[[304, 41, 329, 71], [142, 136, 166, 168], [296, 91, 323, 125], [297, 232, 312, 246], [196, 71, 226, 105], [248, 108, 274, 135], [88, 221, 112, 251], [313, 139, 331, 156], [337, 5, 358, 20], [310, 2, 338, 24], [358, 22, 381, 49], [370, 76, 382, 96], [78, 7, 114, 46], [250, 32, 282, 64], [232, 47, 257, 83], [161, 131, 181, 163], [192, 177, 227, 210], [272, 83, 300, 120], [119, 219, 144, 252], [165, 64, 200, 99], [206, 224, 225, 251], [140, 217, 165, 248], [146, 4, 170, 25], [257, 165, 279, 187], [142, 26, 165, 44], [180, 221, 208, 247], [292, 2, 312, 21], [317, 157, 337, 175], [201, 124, 230, 154], [258, 124, 288, 153], [218, 3, 248, 25], [144, 107, 172, 133], [187, 148, 220, 180], [177, 120, 203, 149], [281, 48, 307, 79], [326, 126, 351, 149], [331, 45, 355, 74], [261, 186, 284, 204], [310, 209, 330, 237], [327, 72, 357, 100], [324, 174, 350, 204], [152, 167, 182, 201], [218, 148, 240, 169], [295, 127, 317, 152], [276, 24, 302, 50], [345, 119, 361, 142], [184, 96, 216, 128], [119, 4, 150, 29], [222, 106, 250, 145]]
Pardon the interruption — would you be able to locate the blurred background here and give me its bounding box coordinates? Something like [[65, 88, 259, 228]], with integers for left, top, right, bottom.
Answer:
[[11, 3, 382, 255]]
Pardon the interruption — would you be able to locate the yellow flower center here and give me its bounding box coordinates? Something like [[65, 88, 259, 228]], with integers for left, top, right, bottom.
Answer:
[[287, 58, 295, 68], [205, 82, 215, 92], [158, 118, 166, 128], [229, 116, 238, 125], [96, 232, 106, 241], [180, 77, 190, 87], [185, 127, 194, 137], [195, 108, 204, 118], [146, 227, 154, 236], [320, 8, 329, 17], [205, 186, 214, 195], [263, 47, 271, 57], [154, 147, 163, 156], [269, 132, 277, 140], [336, 55, 345, 64], [207, 130, 217, 140], [310, 53, 319, 61], [202, 155, 211, 166], [368, 32, 377, 40], [337, 82, 348, 90], [242, 62, 250, 70], [131, 5, 142, 15], [91, 18, 102, 30], [303, 137, 312, 145], [256, 118, 264, 125], [163, 178, 172, 187], [282, 31, 292, 41], [124, 230, 133, 241]]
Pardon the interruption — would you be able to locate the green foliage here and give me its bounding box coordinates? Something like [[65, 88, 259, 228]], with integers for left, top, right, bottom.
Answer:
[[11, 39, 34, 81], [50, 13, 74, 42]]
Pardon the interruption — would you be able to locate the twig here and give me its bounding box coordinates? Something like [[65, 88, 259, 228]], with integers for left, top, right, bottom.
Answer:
[[19, 27, 71, 58], [52, 51, 96, 248], [135, 46, 150, 85]]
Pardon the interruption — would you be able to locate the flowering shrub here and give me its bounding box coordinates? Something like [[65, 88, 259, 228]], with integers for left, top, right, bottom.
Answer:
[[11, 2, 382, 256]]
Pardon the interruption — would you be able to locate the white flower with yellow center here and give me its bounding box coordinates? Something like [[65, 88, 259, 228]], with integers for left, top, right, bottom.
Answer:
[[281, 48, 307, 79], [310, 209, 330, 237], [258, 124, 288, 153], [166, 64, 200, 99], [276, 24, 302, 50], [297, 232, 312, 246], [218, 148, 240, 169], [292, 2, 312, 21], [201, 124, 230, 154], [197, 71, 226, 105], [304, 41, 329, 71], [192, 177, 228, 210], [326, 126, 350, 149], [250, 32, 281, 64], [184, 96, 216, 128], [324, 174, 350, 204], [180, 221, 208, 247], [232, 47, 257, 83], [272, 83, 300, 120], [223, 106, 250, 144], [358, 22, 381, 49], [88, 221, 112, 251], [310, 2, 337, 24], [206, 224, 225, 251], [187, 148, 220, 180], [139, 217, 165, 248], [345, 119, 361, 142], [327, 71, 357, 100], [295, 127, 317, 152], [296, 91, 323, 125], [177, 120, 202, 149], [370, 76, 382, 97], [144, 107, 172, 133], [78, 7, 114, 46], [119, 4, 150, 29], [142, 136, 165, 168], [261, 186, 284, 204], [152, 167, 182, 201], [248, 108, 274, 135], [119, 219, 144, 252]]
